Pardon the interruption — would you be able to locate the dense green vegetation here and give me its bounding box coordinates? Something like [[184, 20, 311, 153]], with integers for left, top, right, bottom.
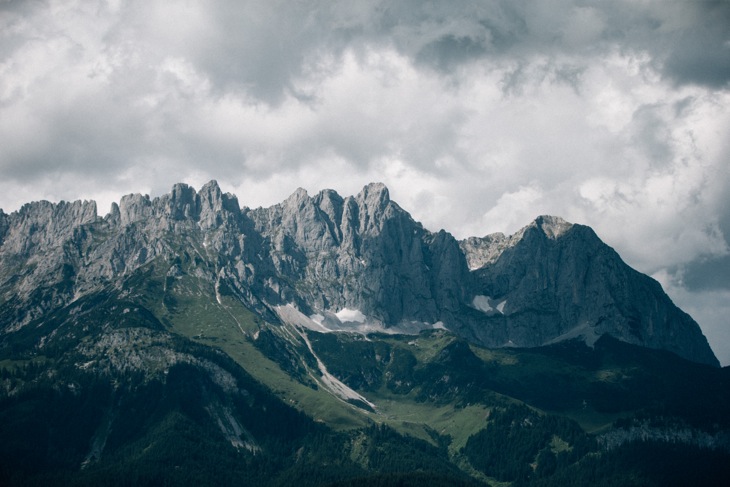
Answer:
[[0, 352, 475, 486], [530, 442, 730, 487], [1, 255, 729, 485], [463, 405, 592, 483]]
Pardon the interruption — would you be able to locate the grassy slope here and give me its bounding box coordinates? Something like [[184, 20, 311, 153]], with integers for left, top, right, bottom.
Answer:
[[113, 250, 730, 485], [129, 254, 499, 457], [160, 279, 493, 448], [138, 262, 372, 431]]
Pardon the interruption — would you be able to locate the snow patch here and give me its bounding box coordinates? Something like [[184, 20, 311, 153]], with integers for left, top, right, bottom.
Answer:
[[433, 321, 448, 330], [472, 295, 493, 313], [472, 295, 507, 315], [276, 304, 447, 336], [336, 308, 366, 323]]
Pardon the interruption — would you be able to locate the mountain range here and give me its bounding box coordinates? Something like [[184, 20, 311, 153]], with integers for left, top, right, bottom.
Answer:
[[0, 181, 728, 486]]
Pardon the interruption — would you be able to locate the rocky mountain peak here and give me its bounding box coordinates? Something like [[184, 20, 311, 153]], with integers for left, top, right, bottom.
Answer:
[[353, 182, 399, 235], [198, 180, 240, 229], [160, 183, 199, 220], [357, 182, 389, 205], [0, 182, 719, 367], [467, 216, 719, 367], [115, 181, 240, 229], [461, 216, 577, 271], [312, 190, 344, 231], [21, 199, 98, 225], [534, 215, 573, 239], [118, 193, 152, 226], [198, 180, 224, 224], [283, 187, 311, 210], [460, 233, 510, 270]]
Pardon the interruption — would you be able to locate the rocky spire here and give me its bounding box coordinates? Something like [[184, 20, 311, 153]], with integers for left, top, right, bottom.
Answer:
[[119, 193, 152, 226]]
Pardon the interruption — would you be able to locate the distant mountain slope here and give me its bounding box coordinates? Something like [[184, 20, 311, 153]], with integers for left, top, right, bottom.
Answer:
[[460, 216, 718, 366], [0, 181, 717, 366], [0, 182, 728, 485]]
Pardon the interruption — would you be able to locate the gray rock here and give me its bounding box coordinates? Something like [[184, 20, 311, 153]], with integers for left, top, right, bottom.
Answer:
[[0, 182, 719, 366], [466, 216, 719, 366], [119, 193, 152, 226], [247, 182, 469, 326]]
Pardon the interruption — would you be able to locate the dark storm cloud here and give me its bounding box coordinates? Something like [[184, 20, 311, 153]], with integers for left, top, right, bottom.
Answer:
[[134, 0, 581, 104], [347, 1, 730, 89], [682, 257, 730, 291], [150, 0, 509, 103], [416, 34, 489, 71], [660, 1, 730, 88], [682, 206, 730, 291], [371, 0, 526, 68]]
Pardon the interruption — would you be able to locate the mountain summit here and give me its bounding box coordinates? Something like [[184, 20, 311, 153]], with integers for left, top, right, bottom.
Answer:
[[0, 181, 718, 366], [1, 181, 729, 486]]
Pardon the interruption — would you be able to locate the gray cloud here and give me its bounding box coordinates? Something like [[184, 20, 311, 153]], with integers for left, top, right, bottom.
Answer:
[[184, 1, 342, 104], [659, 1, 730, 88], [1, 0, 729, 362], [682, 201, 730, 291], [362, 0, 730, 89], [682, 257, 730, 291]]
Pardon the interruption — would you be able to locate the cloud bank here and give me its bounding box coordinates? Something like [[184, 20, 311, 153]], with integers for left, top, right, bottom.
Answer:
[[1, 0, 729, 362]]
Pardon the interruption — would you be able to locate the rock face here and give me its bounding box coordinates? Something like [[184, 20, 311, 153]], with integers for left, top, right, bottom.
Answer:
[[246, 182, 469, 325], [462, 216, 718, 366], [0, 182, 719, 366]]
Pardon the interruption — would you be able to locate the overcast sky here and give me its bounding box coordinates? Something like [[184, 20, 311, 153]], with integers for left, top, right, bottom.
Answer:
[[1, 0, 729, 364]]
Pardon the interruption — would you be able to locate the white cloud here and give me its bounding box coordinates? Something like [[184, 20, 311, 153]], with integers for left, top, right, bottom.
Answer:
[[475, 184, 545, 237], [1, 0, 729, 361]]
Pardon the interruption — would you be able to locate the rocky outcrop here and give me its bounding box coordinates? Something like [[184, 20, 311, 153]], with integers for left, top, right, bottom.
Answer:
[[0, 182, 719, 366], [1, 199, 98, 255], [247, 183, 470, 325], [464, 216, 719, 367], [0, 210, 8, 247]]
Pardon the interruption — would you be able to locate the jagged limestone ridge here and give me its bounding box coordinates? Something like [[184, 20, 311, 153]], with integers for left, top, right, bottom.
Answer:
[[0, 181, 719, 366], [246, 182, 469, 325]]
